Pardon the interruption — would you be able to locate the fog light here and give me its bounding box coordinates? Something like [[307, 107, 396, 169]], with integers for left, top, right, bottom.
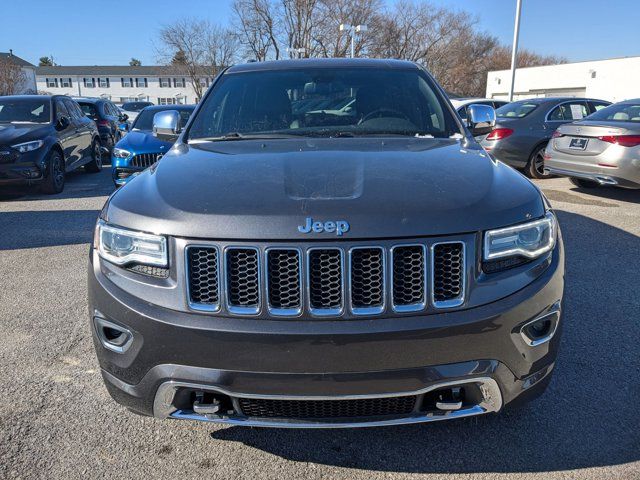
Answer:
[[520, 305, 560, 347], [94, 316, 133, 353]]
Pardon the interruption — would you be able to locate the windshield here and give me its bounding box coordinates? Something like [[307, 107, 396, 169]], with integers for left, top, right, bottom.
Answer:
[[187, 67, 458, 140], [122, 102, 152, 112], [496, 102, 538, 119], [586, 102, 640, 122], [0, 98, 51, 124], [132, 108, 194, 132]]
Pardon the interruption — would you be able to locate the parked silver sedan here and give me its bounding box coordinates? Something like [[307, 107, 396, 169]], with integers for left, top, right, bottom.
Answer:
[[544, 99, 640, 189]]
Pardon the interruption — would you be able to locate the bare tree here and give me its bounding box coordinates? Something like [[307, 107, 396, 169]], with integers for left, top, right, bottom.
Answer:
[[158, 18, 236, 99], [0, 58, 27, 96], [280, 0, 318, 57], [233, 0, 280, 60]]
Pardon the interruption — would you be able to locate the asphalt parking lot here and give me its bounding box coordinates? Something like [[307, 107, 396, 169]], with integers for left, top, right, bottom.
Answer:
[[0, 167, 638, 480]]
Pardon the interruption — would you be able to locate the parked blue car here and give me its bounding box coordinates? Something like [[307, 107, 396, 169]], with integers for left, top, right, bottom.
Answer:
[[111, 105, 195, 186]]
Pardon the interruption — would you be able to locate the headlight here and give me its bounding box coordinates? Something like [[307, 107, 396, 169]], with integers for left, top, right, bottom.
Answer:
[[112, 147, 132, 158], [12, 140, 44, 153], [484, 212, 557, 261], [95, 220, 167, 267]]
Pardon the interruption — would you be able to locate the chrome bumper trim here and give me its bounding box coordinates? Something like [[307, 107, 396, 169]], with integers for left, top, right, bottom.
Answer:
[[544, 167, 618, 185], [153, 377, 503, 428]]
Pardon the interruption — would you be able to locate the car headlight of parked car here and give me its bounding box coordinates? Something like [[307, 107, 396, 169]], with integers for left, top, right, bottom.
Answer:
[[112, 147, 132, 159], [12, 140, 44, 153], [95, 220, 167, 267], [484, 211, 557, 261]]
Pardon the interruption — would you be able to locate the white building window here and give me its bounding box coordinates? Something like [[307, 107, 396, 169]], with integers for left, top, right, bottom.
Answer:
[[160, 77, 171, 88], [46, 78, 58, 88], [121, 77, 133, 87], [98, 78, 110, 88], [60, 78, 72, 88], [84, 78, 95, 88], [173, 77, 186, 87], [157, 97, 178, 105], [135, 77, 148, 88]]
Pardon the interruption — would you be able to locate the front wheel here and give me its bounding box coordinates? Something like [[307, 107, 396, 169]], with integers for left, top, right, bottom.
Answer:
[[41, 149, 65, 194], [525, 144, 551, 179], [85, 140, 103, 173], [570, 177, 599, 189]]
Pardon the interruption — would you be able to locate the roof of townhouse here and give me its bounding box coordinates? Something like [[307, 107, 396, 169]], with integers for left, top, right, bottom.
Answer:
[[0, 51, 35, 68], [36, 65, 218, 76]]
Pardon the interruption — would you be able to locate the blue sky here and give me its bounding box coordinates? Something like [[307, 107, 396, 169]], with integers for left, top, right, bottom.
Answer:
[[2, 0, 639, 65]]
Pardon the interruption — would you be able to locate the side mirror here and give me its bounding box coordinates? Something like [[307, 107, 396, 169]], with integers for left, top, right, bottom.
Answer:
[[56, 116, 70, 130], [467, 104, 496, 137], [118, 123, 129, 132], [119, 113, 129, 122], [153, 110, 181, 140]]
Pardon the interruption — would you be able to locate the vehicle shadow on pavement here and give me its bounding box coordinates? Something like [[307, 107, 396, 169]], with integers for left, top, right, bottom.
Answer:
[[209, 210, 639, 474], [568, 185, 640, 205], [0, 209, 101, 250]]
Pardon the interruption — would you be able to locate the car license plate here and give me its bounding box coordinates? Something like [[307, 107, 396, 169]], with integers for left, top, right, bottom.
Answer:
[[569, 138, 588, 150]]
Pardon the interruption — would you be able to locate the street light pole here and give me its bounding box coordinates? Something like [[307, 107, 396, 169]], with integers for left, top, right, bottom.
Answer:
[[339, 24, 367, 58], [508, 0, 523, 102]]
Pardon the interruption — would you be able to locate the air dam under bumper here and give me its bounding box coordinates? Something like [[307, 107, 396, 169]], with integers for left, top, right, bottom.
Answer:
[[89, 242, 563, 428]]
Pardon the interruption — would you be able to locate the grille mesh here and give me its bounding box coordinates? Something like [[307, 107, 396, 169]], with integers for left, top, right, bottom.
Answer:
[[392, 246, 425, 307], [226, 249, 260, 308], [187, 247, 219, 306], [131, 153, 160, 168], [267, 249, 301, 310], [433, 243, 464, 303], [309, 249, 342, 310], [238, 396, 417, 419], [351, 248, 384, 309]]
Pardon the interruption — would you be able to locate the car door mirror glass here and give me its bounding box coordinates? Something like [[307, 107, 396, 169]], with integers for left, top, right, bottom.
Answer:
[[467, 104, 496, 136]]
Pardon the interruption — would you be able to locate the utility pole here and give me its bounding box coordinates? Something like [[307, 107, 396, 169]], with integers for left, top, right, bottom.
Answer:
[[508, 0, 522, 102], [339, 24, 367, 58]]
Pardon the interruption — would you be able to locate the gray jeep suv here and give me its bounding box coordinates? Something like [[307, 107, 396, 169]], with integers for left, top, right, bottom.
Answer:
[[89, 59, 564, 428]]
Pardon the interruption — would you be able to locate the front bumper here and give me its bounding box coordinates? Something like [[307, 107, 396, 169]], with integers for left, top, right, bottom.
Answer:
[[89, 240, 564, 427], [0, 150, 47, 187]]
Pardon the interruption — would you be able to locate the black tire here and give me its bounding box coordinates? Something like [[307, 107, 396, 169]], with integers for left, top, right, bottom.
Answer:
[[85, 139, 103, 173], [41, 149, 65, 194], [525, 143, 551, 179], [570, 177, 599, 189]]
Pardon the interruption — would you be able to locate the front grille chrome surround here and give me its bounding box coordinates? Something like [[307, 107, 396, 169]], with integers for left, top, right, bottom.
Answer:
[[185, 245, 221, 313], [390, 244, 427, 313], [265, 248, 303, 316], [348, 246, 386, 315], [224, 247, 261, 315], [306, 248, 345, 317], [431, 241, 466, 308]]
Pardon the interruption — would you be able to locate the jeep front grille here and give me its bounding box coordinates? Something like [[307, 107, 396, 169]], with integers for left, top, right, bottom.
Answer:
[[131, 153, 161, 168], [186, 241, 466, 317]]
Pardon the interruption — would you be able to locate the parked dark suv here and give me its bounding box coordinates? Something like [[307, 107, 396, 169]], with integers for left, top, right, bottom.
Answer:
[[89, 59, 564, 428], [0, 95, 102, 194], [75, 97, 128, 150]]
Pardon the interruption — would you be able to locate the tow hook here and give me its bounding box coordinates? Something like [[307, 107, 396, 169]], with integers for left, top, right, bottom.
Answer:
[[192, 392, 221, 415], [435, 386, 463, 411]]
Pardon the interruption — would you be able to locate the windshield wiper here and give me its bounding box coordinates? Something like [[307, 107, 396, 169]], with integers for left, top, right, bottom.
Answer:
[[191, 132, 303, 142]]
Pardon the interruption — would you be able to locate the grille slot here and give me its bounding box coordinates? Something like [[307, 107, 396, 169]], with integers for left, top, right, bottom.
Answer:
[[350, 247, 385, 314], [308, 249, 343, 315], [226, 248, 260, 314], [266, 249, 302, 315], [391, 245, 426, 312], [131, 153, 160, 168], [186, 247, 220, 311], [237, 396, 417, 419], [432, 242, 465, 307]]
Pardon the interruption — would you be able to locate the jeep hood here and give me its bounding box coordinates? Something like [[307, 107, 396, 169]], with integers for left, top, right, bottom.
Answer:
[[106, 138, 545, 240]]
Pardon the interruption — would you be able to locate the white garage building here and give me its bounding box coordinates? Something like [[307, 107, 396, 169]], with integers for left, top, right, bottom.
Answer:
[[486, 56, 640, 103]]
